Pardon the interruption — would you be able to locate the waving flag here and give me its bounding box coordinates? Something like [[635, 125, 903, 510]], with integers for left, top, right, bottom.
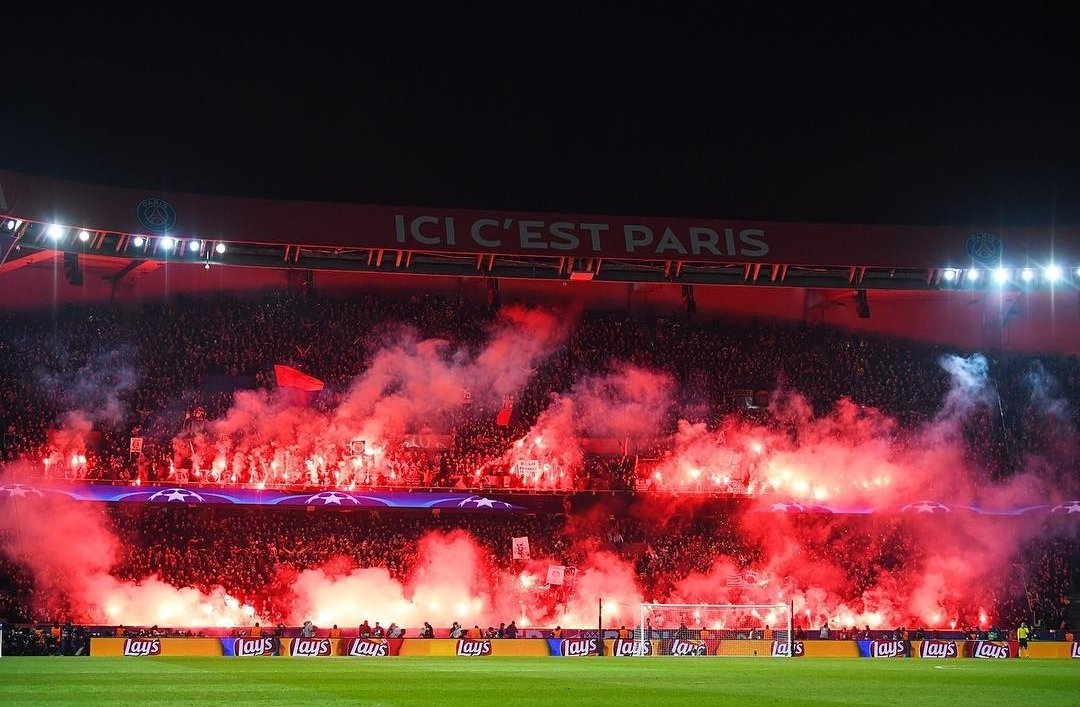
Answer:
[[274, 365, 325, 392], [496, 394, 514, 426], [274, 365, 324, 406]]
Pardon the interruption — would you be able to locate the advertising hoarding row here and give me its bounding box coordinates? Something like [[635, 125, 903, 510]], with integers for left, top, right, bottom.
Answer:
[[90, 637, 1080, 659]]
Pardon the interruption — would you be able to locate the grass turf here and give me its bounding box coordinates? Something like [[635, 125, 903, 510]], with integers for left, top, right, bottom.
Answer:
[[0, 657, 1077, 706]]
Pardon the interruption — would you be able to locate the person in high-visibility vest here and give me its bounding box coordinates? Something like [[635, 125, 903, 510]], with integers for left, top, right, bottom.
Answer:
[[1016, 622, 1030, 658]]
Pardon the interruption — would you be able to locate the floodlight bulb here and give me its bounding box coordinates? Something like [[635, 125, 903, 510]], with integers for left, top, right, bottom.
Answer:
[[78, 230, 91, 242]]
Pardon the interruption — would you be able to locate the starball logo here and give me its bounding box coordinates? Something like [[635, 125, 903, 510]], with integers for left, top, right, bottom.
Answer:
[[771, 641, 805, 657], [559, 638, 598, 657], [919, 640, 958, 658], [972, 642, 1011, 659], [234, 637, 277, 656], [289, 638, 332, 657], [612, 639, 651, 656], [455, 639, 492, 656], [669, 639, 708, 656], [345, 638, 391, 657], [869, 640, 907, 658], [122, 638, 161, 656]]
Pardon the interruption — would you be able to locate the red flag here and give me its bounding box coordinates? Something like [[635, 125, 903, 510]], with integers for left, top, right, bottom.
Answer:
[[495, 406, 512, 426], [274, 365, 324, 392]]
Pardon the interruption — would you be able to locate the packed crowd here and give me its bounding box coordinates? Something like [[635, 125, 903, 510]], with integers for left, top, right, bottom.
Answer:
[[0, 290, 1078, 642], [0, 502, 1075, 634], [1, 291, 1077, 492]]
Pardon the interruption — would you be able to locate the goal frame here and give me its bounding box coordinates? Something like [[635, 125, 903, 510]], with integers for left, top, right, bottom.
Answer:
[[637, 602, 793, 657]]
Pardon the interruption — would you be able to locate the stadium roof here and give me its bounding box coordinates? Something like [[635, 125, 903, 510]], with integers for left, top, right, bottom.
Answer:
[[2, 170, 1078, 292]]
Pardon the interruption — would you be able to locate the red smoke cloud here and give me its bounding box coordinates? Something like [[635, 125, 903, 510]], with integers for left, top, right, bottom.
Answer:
[[177, 305, 571, 486], [0, 465, 260, 627], [5, 325, 1077, 632]]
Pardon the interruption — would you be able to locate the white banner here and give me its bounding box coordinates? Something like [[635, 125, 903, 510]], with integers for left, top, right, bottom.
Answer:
[[129, 437, 144, 454], [546, 565, 565, 585], [516, 459, 540, 476], [511, 536, 531, 560]]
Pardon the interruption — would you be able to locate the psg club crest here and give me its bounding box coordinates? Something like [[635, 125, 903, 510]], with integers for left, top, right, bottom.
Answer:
[[964, 232, 1002, 264], [136, 197, 177, 235]]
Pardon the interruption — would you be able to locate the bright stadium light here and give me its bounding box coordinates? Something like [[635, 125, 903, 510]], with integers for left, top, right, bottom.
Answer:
[[132, 236, 146, 247], [1020, 268, 1034, 282], [77, 230, 91, 242], [1045, 264, 1063, 282], [160, 236, 176, 250], [188, 240, 202, 252], [3, 219, 17, 231], [215, 242, 227, 254], [966, 269, 980, 282], [47, 224, 66, 239], [1076, 266, 1080, 278], [993, 267, 1009, 285], [942, 268, 958, 282]]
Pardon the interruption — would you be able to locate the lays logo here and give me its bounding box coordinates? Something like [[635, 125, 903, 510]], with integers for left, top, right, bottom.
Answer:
[[122, 638, 161, 656]]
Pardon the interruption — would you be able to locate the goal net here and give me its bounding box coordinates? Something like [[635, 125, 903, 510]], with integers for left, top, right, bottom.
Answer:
[[635, 603, 794, 657]]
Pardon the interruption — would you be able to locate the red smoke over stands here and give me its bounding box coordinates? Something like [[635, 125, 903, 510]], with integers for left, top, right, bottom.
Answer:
[[0, 293, 1077, 632]]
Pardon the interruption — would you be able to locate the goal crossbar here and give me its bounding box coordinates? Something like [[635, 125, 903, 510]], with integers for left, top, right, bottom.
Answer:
[[638, 602, 794, 657]]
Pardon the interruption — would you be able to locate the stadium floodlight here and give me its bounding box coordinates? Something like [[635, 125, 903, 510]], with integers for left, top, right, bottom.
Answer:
[[77, 230, 91, 242], [3, 219, 17, 231], [132, 236, 146, 247], [966, 269, 980, 282], [1044, 264, 1062, 282], [1020, 268, 1034, 282], [215, 242, 227, 254], [941, 269, 957, 282], [1076, 267, 1080, 278], [188, 240, 202, 252], [993, 267, 1009, 285], [47, 224, 66, 239], [160, 236, 176, 250]]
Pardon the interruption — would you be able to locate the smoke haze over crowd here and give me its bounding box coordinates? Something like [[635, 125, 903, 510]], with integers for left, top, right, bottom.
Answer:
[[1, 300, 1077, 631]]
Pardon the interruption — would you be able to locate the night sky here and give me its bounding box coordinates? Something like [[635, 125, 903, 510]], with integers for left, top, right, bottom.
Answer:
[[2, 4, 1078, 227]]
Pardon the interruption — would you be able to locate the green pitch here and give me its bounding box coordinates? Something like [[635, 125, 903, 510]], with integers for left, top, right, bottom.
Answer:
[[0, 657, 1077, 706]]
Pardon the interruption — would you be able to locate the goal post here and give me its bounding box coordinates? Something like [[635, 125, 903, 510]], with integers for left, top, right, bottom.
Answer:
[[636, 602, 793, 657]]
